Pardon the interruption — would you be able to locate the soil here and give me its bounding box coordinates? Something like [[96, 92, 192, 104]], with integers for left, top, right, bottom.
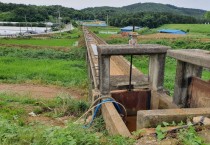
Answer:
[[0, 83, 85, 126], [0, 43, 71, 52], [27, 116, 74, 127], [0, 83, 84, 99], [108, 33, 184, 40]]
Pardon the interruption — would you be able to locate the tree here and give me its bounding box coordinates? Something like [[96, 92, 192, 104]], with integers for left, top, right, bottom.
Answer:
[[204, 11, 210, 21]]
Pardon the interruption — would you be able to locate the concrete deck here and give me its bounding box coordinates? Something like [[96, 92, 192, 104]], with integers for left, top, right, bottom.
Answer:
[[168, 49, 210, 68], [98, 44, 170, 56]]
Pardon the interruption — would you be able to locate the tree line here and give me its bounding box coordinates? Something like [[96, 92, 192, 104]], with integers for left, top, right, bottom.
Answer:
[[0, 2, 208, 28]]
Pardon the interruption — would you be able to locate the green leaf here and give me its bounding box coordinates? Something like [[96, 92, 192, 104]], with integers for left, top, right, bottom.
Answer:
[[171, 121, 176, 126], [162, 122, 169, 127]]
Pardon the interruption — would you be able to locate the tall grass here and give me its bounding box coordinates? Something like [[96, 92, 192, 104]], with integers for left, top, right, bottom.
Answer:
[[0, 47, 87, 87]]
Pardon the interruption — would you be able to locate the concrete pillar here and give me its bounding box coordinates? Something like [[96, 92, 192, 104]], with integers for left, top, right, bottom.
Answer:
[[149, 54, 166, 91], [173, 61, 202, 107], [99, 55, 110, 95]]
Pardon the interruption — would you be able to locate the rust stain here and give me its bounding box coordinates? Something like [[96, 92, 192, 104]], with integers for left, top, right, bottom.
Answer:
[[125, 116, 137, 132], [111, 90, 151, 116]]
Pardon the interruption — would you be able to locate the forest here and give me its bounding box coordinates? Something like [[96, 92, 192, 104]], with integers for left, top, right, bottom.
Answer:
[[0, 2, 208, 28]]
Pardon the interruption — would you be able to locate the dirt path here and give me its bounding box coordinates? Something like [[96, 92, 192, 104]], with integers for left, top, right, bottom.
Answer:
[[0, 83, 84, 99]]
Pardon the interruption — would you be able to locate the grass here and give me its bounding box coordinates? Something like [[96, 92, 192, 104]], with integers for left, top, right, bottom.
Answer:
[[0, 28, 134, 145], [0, 93, 134, 145], [0, 47, 87, 88], [0, 38, 76, 47], [157, 24, 210, 34], [0, 28, 82, 47]]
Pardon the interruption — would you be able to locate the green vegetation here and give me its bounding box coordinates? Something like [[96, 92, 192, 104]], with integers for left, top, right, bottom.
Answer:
[[0, 93, 134, 145], [0, 28, 85, 88], [157, 24, 210, 34], [0, 29, 82, 47], [0, 27, 134, 144], [0, 93, 89, 122], [178, 126, 206, 145], [0, 38, 76, 47], [120, 3, 205, 18], [0, 118, 134, 145], [0, 47, 87, 87], [154, 121, 207, 144], [204, 11, 210, 21], [0, 2, 205, 28]]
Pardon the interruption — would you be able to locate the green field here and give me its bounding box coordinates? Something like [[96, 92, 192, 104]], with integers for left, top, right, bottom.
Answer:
[[0, 29, 82, 47], [0, 38, 77, 47], [0, 47, 87, 87], [157, 24, 210, 34]]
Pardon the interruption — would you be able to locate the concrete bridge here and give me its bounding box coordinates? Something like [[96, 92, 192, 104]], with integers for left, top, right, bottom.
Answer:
[[83, 27, 210, 137]]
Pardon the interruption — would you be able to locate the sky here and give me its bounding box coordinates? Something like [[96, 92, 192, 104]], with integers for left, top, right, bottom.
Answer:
[[0, 0, 209, 10]]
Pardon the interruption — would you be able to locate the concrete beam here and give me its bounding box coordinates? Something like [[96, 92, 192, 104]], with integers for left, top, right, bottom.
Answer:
[[99, 55, 110, 95], [173, 61, 202, 107], [97, 44, 170, 56], [151, 91, 179, 110], [149, 54, 166, 91], [102, 101, 131, 137], [168, 49, 210, 69], [137, 108, 210, 129]]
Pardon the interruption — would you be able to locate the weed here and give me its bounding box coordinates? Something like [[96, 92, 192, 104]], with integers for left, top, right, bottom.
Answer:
[[178, 126, 206, 145], [155, 125, 167, 141], [91, 115, 107, 134], [0, 48, 87, 87]]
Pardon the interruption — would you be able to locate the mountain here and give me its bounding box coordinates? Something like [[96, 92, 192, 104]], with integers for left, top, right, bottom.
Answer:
[[121, 3, 206, 18], [0, 2, 206, 28], [81, 3, 206, 19]]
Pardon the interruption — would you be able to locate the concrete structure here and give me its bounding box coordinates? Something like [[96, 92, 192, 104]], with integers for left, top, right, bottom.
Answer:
[[136, 49, 210, 130], [168, 49, 210, 107], [97, 44, 170, 92], [84, 26, 210, 137], [137, 108, 210, 129]]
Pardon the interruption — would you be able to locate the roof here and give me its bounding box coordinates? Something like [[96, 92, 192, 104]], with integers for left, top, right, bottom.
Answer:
[[121, 26, 140, 31], [158, 29, 186, 34]]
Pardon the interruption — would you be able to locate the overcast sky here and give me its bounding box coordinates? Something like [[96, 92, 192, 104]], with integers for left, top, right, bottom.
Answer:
[[0, 0, 209, 10]]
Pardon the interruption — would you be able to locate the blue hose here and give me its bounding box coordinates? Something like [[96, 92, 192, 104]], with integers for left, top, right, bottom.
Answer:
[[84, 98, 123, 128]]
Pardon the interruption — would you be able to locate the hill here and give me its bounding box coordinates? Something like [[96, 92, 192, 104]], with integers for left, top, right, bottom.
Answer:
[[0, 2, 207, 28], [121, 3, 206, 18]]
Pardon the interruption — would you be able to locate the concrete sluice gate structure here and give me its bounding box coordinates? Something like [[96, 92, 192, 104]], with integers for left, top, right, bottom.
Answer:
[[83, 27, 210, 137]]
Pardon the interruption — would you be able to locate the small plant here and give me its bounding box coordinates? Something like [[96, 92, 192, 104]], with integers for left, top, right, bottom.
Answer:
[[178, 126, 206, 145], [132, 129, 145, 139], [155, 125, 167, 141]]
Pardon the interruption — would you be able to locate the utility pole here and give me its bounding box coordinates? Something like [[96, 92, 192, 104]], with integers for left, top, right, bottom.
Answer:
[[107, 14, 109, 26], [58, 9, 62, 36], [25, 15, 28, 32], [19, 22, 22, 34], [45, 19, 47, 33]]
